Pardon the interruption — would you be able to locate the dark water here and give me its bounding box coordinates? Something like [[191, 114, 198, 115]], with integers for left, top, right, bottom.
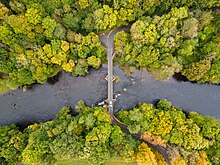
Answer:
[[0, 66, 219, 127], [114, 68, 220, 119], [0, 68, 108, 127], [172, 73, 190, 82]]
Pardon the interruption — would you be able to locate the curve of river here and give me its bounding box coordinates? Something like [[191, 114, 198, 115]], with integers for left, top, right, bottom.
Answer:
[[0, 65, 219, 128]]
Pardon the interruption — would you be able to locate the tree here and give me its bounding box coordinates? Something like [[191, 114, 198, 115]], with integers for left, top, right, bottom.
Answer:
[[156, 99, 172, 111], [0, 124, 27, 164], [189, 112, 220, 141], [62, 12, 80, 31], [10, 68, 34, 85], [0, 3, 10, 19], [87, 55, 101, 69], [206, 142, 220, 165], [0, 23, 17, 46], [182, 57, 212, 81], [89, 5, 118, 31], [181, 18, 198, 39], [42, 16, 57, 39], [133, 142, 157, 165], [72, 59, 88, 76], [25, 3, 45, 25], [76, 0, 91, 9], [136, 46, 159, 68], [141, 131, 167, 147]]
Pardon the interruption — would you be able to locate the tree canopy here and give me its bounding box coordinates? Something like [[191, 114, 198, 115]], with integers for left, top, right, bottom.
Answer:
[[114, 7, 220, 83], [0, 2, 106, 93]]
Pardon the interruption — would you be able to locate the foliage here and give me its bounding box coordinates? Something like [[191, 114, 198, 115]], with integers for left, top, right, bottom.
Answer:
[[141, 131, 167, 147], [0, 0, 219, 164], [1, 0, 220, 93], [132, 142, 157, 165], [19, 101, 139, 165], [0, 100, 219, 164], [206, 142, 220, 165], [189, 112, 220, 141], [114, 7, 187, 79], [0, 1, 106, 93], [114, 76, 121, 83], [117, 99, 220, 163], [189, 111, 220, 164], [114, 7, 220, 84], [0, 124, 28, 164]]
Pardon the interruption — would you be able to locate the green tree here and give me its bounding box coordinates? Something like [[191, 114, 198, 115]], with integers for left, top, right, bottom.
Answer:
[[0, 124, 27, 164], [87, 55, 101, 69], [62, 13, 80, 31], [182, 57, 212, 81], [42, 16, 57, 39]]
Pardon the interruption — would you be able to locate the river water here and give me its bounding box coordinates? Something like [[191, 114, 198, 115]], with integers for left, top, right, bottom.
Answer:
[[0, 66, 219, 127], [114, 67, 220, 118]]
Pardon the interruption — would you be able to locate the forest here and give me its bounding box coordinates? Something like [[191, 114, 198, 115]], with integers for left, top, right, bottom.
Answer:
[[0, 100, 219, 165], [0, 1, 220, 164], [0, 0, 220, 93], [114, 7, 220, 82]]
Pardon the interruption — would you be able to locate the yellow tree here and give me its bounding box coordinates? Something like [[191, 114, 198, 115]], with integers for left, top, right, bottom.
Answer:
[[0, 3, 10, 20], [133, 142, 157, 165]]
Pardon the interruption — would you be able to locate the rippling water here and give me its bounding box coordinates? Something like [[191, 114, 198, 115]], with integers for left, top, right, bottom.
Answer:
[[0, 66, 219, 127]]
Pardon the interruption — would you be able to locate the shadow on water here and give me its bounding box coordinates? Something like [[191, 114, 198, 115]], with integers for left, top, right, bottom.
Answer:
[[16, 119, 38, 131], [21, 71, 64, 92], [172, 73, 220, 86], [172, 73, 189, 82], [47, 72, 61, 85]]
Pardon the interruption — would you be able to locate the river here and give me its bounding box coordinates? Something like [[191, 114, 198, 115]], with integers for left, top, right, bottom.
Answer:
[[0, 66, 219, 127]]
